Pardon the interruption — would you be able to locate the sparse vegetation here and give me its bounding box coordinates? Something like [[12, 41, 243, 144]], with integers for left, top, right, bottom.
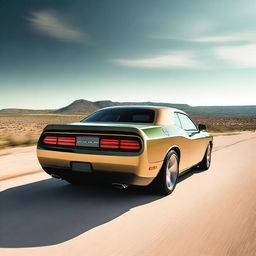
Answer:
[[0, 113, 255, 149], [0, 137, 38, 149], [192, 116, 256, 133], [0, 114, 84, 149]]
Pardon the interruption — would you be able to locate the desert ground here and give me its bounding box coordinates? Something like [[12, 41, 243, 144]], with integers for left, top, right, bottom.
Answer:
[[0, 113, 255, 149], [0, 114, 84, 148], [193, 116, 256, 132], [0, 132, 256, 256]]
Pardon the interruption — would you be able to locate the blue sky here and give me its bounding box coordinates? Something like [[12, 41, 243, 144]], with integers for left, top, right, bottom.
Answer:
[[0, 0, 256, 109]]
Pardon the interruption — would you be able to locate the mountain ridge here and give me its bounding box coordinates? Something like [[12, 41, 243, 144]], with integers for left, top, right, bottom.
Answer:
[[0, 99, 255, 117]]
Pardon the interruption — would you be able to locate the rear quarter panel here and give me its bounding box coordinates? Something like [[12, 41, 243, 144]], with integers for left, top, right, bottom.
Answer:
[[142, 126, 212, 173]]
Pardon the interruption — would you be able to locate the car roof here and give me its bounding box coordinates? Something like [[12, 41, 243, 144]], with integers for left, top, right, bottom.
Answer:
[[97, 105, 187, 125], [100, 105, 185, 113]]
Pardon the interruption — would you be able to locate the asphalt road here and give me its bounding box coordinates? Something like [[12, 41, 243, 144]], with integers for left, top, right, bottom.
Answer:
[[1, 133, 256, 256]]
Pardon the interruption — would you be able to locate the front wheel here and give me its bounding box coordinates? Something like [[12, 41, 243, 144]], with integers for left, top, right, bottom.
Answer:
[[198, 143, 212, 170], [152, 150, 179, 195]]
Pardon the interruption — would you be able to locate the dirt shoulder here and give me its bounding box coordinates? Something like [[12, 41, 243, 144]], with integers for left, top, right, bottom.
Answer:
[[0, 145, 42, 181]]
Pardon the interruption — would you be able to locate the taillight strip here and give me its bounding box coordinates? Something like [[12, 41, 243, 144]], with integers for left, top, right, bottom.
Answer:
[[100, 138, 140, 150], [120, 139, 140, 149], [100, 145, 119, 148], [100, 138, 119, 148], [43, 136, 76, 146], [43, 136, 57, 145], [43, 136, 141, 150], [57, 137, 76, 146]]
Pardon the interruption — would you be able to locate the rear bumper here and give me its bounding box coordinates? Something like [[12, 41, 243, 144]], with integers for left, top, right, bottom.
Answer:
[[37, 149, 163, 186], [43, 167, 154, 186]]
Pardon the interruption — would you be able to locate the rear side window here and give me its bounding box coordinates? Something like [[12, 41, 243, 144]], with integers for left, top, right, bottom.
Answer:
[[177, 113, 198, 131], [82, 108, 155, 123]]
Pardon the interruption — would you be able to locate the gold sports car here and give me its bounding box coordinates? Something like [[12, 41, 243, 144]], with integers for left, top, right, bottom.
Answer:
[[37, 106, 213, 195]]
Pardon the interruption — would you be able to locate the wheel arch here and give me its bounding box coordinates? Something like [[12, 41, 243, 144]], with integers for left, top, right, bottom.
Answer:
[[165, 146, 181, 175], [165, 145, 181, 161], [172, 146, 180, 158], [151, 143, 182, 179], [151, 145, 180, 194]]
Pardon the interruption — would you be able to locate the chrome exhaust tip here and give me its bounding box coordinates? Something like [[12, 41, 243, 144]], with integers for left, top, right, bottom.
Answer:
[[112, 183, 129, 189]]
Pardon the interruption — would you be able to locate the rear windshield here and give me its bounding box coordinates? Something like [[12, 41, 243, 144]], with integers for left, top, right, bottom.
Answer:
[[82, 108, 155, 123]]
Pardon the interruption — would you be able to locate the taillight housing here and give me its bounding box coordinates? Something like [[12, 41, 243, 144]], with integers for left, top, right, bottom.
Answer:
[[43, 136, 76, 146], [57, 137, 76, 146], [42, 135, 141, 151], [100, 139, 119, 148], [120, 139, 140, 149], [100, 138, 141, 150], [43, 136, 57, 145]]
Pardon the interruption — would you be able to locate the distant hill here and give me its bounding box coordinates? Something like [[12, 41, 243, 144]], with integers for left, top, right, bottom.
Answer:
[[0, 99, 256, 117], [55, 99, 99, 114], [54, 99, 191, 115]]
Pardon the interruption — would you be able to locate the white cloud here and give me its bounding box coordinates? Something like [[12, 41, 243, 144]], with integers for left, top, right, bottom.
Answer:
[[192, 33, 256, 43], [192, 35, 243, 43], [154, 31, 256, 44], [113, 52, 199, 69], [27, 10, 89, 43], [215, 44, 256, 67]]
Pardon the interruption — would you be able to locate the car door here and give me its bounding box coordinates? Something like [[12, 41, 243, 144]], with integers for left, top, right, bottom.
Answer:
[[176, 113, 206, 167]]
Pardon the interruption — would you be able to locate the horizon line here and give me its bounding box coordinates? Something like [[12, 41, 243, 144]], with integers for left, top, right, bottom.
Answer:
[[1, 99, 256, 111]]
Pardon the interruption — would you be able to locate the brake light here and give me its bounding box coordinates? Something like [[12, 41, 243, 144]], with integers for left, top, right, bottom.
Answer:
[[100, 138, 140, 150], [120, 139, 140, 149], [43, 135, 141, 150], [100, 139, 119, 148], [43, 136, 57, 145], [43, 136, 75, 146], [58, 137, 76, 146]]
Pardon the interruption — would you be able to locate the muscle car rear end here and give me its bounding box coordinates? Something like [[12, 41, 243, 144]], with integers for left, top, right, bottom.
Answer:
[[37, 106, 213, 194]]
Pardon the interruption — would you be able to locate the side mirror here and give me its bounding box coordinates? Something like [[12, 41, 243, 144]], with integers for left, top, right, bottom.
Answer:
[[198, 124, 207, 131]]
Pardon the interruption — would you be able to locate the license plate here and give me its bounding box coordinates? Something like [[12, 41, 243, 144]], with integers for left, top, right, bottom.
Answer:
[[71, 162, 92, 173], [76, 136, 99, 147]]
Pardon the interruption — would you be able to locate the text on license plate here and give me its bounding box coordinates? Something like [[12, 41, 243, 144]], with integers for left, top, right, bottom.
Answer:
[[76, 136, 99, 147]]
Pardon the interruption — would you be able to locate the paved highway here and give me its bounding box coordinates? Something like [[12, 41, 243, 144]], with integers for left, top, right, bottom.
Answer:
[[1, 133, 256, 256]]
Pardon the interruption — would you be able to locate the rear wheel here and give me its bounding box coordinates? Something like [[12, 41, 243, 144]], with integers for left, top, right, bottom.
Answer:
[[153, 150, 179, 195], [198, 143, 212, 170]]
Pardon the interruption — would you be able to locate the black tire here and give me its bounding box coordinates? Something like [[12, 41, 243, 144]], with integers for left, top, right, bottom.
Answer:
[[152, 150, 179, 195], [198, 143, 212, 170]]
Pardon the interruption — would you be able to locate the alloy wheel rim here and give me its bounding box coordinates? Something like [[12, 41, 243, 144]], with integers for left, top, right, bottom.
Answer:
[[166, 154, 178, 190]]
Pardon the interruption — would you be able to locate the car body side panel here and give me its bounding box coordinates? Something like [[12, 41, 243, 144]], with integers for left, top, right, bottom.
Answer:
[[186, 131, 211, 167], [142, 125, 212, 173]]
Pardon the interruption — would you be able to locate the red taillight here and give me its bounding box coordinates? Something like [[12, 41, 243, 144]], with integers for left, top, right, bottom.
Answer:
[[100, 138, 140, 150], [43, 136, 75, 146], [57, 137, 76, 146], [43, 136, 57, 145], [43, 135, 140, 150], [120, 139, 140, 149], [100, 139, 119, 149]]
